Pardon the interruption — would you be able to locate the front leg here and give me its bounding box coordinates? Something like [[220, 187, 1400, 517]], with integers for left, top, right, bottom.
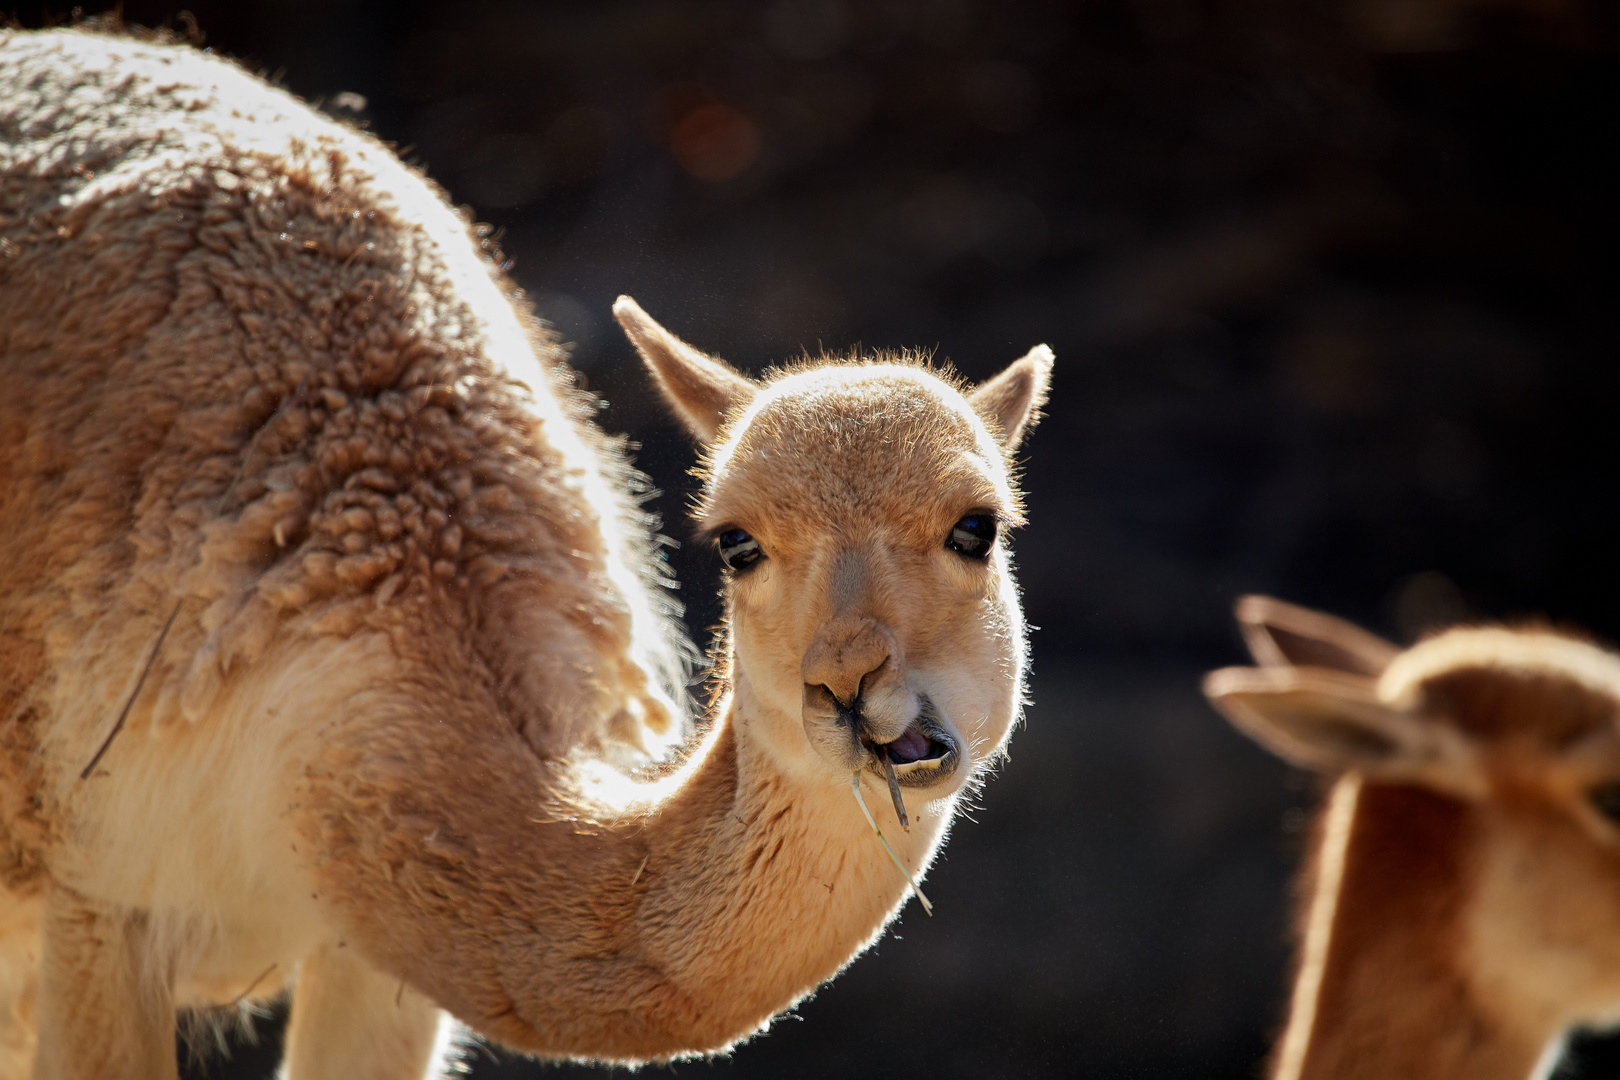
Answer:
[[282, 945, 448, 1080], [35, 885, 176, 1080]]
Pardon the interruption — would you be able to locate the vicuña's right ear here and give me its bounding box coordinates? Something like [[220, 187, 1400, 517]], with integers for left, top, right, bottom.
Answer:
[[1234, 594, 1399, 676], [613, 296, 757, 443]]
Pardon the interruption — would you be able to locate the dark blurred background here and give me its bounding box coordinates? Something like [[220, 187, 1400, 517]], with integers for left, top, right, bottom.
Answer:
[[16, 0, 1620, 1075]]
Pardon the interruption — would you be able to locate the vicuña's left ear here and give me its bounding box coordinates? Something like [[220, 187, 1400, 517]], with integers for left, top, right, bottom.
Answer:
[[614, 295, 758, 443], [1203, 665, 1486, 800], [970, 344, 1054, 449]]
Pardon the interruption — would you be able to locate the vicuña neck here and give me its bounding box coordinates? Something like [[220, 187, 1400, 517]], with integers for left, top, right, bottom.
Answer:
[[1276, 778, 1548, 1080], [322, 657, 947, 1063], [640, 691, 942, 1014]]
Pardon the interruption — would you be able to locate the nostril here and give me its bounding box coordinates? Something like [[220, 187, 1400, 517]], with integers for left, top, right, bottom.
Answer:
[[803, 682, 864, 735], [803, 682, 840, 709], [804, 681, 849, 715], [855, 656, 891, 701]]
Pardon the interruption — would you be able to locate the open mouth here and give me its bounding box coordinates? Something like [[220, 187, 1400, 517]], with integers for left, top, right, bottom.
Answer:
[[864, 711, 959, 789]]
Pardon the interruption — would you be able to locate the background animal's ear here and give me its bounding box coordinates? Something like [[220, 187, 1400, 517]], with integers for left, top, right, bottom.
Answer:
[[970, 344, 1054, 449], [1203, 666, 1483, 797], [1235, 594, 1399, 676], [614, 296, 758, 443]]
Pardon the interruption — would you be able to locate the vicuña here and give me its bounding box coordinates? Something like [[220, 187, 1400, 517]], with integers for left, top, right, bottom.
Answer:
[[0, 26, 1052, 1079], [1207, 597, 1620, 1080]]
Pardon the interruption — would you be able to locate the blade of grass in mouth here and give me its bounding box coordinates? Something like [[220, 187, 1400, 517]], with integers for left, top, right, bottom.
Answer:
[[880, 744, 909, 831], [851, 771, 933, 916]]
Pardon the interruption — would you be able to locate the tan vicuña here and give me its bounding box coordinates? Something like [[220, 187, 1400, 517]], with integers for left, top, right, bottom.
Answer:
[[0, 25, 1051, 1079], [1207, 597, 1620, 1080]]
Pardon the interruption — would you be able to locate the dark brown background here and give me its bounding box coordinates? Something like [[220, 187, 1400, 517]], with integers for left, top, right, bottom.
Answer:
[[13, 1, 1620, 1076]]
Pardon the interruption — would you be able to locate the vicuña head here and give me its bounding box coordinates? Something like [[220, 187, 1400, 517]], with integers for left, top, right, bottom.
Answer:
[[617, 296, 1050, 796], [1206, 597, 1620, 1080]]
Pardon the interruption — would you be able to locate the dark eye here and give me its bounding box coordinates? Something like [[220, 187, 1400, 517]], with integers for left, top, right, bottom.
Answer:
[[717, 527, 764, 572], [1590, 783, 1620, 823], [946, 512, 997, 561]]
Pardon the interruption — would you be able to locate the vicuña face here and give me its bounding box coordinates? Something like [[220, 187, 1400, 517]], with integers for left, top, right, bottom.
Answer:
[[701, 366, 1025, 797]]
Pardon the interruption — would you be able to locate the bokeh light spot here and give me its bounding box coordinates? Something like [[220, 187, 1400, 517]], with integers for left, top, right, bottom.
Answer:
[[669, 102, 761, 181]]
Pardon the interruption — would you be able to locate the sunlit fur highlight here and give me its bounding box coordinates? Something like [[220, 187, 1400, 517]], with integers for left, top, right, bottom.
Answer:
[[1381, 628, 1620, 710], [1272, 773, 1361, 1080]]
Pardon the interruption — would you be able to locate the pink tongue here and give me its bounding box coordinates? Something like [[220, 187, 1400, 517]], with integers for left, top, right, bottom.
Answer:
[[886, 726, 933, 765]]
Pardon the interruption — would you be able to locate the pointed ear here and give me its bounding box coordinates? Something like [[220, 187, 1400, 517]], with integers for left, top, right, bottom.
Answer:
[[970, 344, 1053, 449], [613, 296, 757, 443], [1203, 666, 1484, 798], [1235, 595, 1399, 677]]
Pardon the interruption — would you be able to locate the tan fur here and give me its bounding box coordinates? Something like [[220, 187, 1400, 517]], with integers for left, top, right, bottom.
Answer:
[[1206, 598, 1620, 1080], [0, 27, 1049, 1076]]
